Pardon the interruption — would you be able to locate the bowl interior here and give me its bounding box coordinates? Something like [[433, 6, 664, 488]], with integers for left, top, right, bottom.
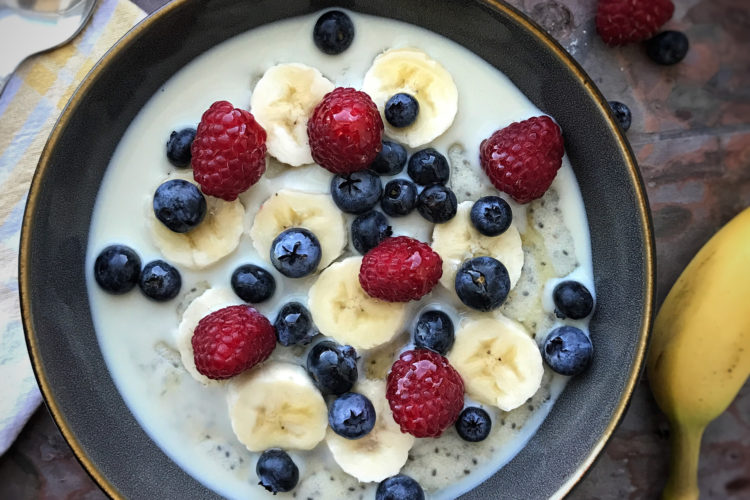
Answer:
[[20, 0, 653, 498]]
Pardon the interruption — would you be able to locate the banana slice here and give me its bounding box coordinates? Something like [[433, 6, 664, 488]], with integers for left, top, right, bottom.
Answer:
[[227, 362, 328, 452], [150, 175, 244, 270], [326, 379, 414, 482], [362, 48, 458, 148], [448, 315, 543, 411], [175, 287, 239, 385], [249, 189, 347, 271], [432, 201, 524, 293], [308, 257, 407, 350], [250, 63, 335, 166]]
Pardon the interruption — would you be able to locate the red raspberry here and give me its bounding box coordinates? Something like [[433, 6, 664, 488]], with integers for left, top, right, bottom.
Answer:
[[359, 236, 442, 302], [307, 87, 383, 174], [191, 101, 267, 201], [386, 349, 464, 438], [479, 115, 564, 204], [596, 0, 674, 46], [192, 305, 275, 380]]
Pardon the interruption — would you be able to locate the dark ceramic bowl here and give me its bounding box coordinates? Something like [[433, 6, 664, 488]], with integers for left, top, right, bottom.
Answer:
[[20, 0, 655, 498]]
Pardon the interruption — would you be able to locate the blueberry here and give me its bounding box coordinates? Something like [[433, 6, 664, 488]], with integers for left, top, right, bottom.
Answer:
[[231, 264, 276, 303], [166, 128, 196, 167], [313, 10, 354, 55], [385, 93, 419, 128], [542, 326, 593, 376], [413, 310, 454, 355], [153, 179, 206, 233], [470, 196, 512, 236], [328, 392, 376, 439], [646, 31, 689, 66], [270, 228, 322, 278], [381, 179, 418, 217], [552, 280, 594, 319], [138, 260, 181, 301], [455, 257, 510, 311], [94, 245, 141, 294], [331, 171, 383, 214], [351, 211, 393, 255], [455, 407, 492, 442], [369, 140, 407, 176], [376, 474, 425, 500], [256, 449, 299, 494], [608, 101, 632, 132], [407, 148, 450, 185], [274, 302, 317, 346], [306, 340, 358, 395], [417, 184, 457, 223]]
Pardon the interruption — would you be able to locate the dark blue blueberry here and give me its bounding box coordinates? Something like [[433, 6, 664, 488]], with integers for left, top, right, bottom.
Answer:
[[407, 148, 450, 185], [138, 260, 181, 301], [331, 171, 383, 214], [369, 141, 407, 176], [646, 31, 689, 66], [553, 281, 594, 319], [455, 407, 492, 442], [256, 449, 299, 494], [542, 326, 593, 376], [455, 257, 510, 311], [351, 210, 392, 255], [306, 340, 358, 395], [417, 184, 457, 223], [608, 101, 632, 132], [328, 392, 376, 439], [270, 228, 322, 278], [166, 128, 196, 167], [231, 264, 276, 303], [94, 245, 141, 294], [274, 302, 317, 346], [153, 179, 206, 233], [376, 474, 425, 500], [381, 179, 418, 217], [385, 93, 419, 128], [413, 310, 454, 355], [470, 196, 512, 236], [313, 10, 355, 55]]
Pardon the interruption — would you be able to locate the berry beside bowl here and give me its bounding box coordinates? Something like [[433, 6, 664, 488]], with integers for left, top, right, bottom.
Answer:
[[20, 1, 653, 499]]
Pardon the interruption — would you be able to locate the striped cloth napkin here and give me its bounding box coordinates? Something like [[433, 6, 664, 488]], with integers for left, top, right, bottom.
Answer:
[[0, 0, 145, 455]]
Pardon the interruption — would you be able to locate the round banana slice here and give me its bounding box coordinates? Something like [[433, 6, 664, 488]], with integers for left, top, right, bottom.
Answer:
[[448, 315, 543, 411], [150, 175, 245, 270], [250, 63, 335, 166], [308, 257, 407, 350], [175, 287, 239, 385], [432, 201, 524, 293], [326, 379, 414, 482], [249, 189, 347, 271], [362, 48, 458, 148], [227, 362, 328, 452]]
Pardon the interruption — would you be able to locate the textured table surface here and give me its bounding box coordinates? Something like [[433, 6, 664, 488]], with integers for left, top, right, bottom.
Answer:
[[1, 0, 748, 498]]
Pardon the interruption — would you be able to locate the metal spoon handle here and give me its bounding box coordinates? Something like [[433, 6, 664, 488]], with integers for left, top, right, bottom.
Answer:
[[0, 0, 97, 98]]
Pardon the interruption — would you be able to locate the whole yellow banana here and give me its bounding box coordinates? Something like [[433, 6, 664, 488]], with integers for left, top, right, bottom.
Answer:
[[648, 207, 750, 500]]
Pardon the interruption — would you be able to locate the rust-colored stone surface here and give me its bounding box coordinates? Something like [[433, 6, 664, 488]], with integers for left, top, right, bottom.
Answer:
[[1, 0, 748, 498]]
